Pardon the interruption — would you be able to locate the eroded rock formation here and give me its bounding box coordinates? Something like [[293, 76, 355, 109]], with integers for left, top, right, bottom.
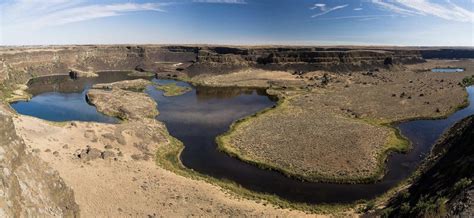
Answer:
[[0, 45, 429, 84], [0, 108, 79, 216]]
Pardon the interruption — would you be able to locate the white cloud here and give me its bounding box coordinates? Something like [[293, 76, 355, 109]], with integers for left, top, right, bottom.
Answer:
[[310, 3, 326, 10], [311, 4, 349, 18], [371, 0, 420, 16], [2, 1, 166, 30], [192, 0, 247, 4], [314, 14, 397, 20], [353, 7, 363, 11], [371, 0, 474, 23]]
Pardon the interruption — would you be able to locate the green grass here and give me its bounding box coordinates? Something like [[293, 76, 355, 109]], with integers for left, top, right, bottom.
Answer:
[[127, 71, 155, 77], [155, 83, 192, 97]]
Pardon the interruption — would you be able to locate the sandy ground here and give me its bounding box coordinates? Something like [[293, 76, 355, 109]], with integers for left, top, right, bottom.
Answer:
[[12, 115, 319, 217]]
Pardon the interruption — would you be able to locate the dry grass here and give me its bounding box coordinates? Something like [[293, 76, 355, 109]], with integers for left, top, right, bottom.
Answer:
[[215, 60, 474, 183], [192, 69, 302, 88], [86, 88, 158, 120], [155, 83, 192, 96]]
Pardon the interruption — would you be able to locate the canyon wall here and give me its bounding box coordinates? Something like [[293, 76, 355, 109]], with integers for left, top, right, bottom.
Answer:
[[0, 45, 426, 84], [0, 108, 80, 216], [384, 115, 474, 217], [421, 49, 474, 59]]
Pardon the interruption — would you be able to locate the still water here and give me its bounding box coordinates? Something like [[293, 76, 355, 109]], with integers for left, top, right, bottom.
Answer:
[[10, 72, 474, 203]]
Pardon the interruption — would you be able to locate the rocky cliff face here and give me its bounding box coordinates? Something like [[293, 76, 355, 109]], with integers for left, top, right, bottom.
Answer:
[[0, 45, 425, 83], [421, 49, 474, 59], [189, 47, 424, 75], [0, 107, 80, 216], [383, 115, 474, 217]]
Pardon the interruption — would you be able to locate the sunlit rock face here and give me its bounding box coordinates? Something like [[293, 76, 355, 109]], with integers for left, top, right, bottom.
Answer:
[[0, 45, 426, 82], [0, 108, 80, 217]]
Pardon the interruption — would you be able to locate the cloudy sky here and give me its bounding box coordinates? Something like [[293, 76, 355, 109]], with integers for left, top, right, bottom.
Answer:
[[0, 0, 473, 46]]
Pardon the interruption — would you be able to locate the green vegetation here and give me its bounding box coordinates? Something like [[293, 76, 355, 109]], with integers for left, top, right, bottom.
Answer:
[[155, 83, 192, 97], [383, 196, 448, 218], [453, 178, 472, 192], [127, 71, 155, 77], [0, 86, 13, 103], [155, 131, 354, 214], [462, 75, 474, 87]]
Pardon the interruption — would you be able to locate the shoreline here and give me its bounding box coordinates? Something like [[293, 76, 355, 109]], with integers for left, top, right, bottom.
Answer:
[[5, 65, 473, 214]]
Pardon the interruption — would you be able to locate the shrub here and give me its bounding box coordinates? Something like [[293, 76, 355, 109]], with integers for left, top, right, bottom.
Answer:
[[453, 178, 472, 192], [462, 76, 474, 87]]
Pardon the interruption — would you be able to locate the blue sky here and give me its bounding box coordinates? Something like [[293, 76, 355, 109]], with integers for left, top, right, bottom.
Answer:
[[0, 0, 473, 46]]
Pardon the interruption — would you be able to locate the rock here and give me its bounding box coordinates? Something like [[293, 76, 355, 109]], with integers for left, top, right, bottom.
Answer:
[[92, 79, 152, 92], [62, 144, 69, 149], [321, 73, 330, 86], [131, 154, 142, 161], [101, 150, 115, 159], [0, 113, 80, 216], [86, 88, 158, 120], [53, 151, 59, 156], [77, 147, 102, 160], [69, 70, 78, 79], [87, 148, 102, 159], [104, 145, 113, 149]]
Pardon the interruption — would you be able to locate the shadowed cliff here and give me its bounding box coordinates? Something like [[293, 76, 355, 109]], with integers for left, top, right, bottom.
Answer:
[[382, 115, 474, 217]]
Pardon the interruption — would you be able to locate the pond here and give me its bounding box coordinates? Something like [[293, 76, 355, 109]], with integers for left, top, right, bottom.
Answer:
[[10, 71, 144, 123], [431, 68, 465, 73], [9, 72, 474, 204]]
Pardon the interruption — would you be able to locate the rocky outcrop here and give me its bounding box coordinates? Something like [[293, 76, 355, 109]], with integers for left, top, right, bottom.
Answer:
[[0, 107, 79, 216], [421, 48, 474, 59], [92, 79, 152, 91], [0, 45, 426, 84], [86, 88, 158, 120], [383, 115, 474, 217], [188, 47, 424, 75]]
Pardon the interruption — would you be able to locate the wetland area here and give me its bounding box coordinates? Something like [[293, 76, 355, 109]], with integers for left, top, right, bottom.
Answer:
[[10, 70, 474, 204]]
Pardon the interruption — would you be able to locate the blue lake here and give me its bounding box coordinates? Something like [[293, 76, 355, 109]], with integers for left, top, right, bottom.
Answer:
[[431, 68, 465, 73]]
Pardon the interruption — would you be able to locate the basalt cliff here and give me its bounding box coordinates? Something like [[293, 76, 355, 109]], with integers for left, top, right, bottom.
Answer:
[[0, 45, 428, 84]]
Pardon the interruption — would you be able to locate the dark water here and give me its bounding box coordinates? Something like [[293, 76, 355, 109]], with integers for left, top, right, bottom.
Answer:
[[9, 72, 474, 204], [431, 68, 465, 73]]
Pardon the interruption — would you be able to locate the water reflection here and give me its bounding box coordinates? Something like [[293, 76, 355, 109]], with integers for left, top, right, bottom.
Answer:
[[9, 72, 474, 204]]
